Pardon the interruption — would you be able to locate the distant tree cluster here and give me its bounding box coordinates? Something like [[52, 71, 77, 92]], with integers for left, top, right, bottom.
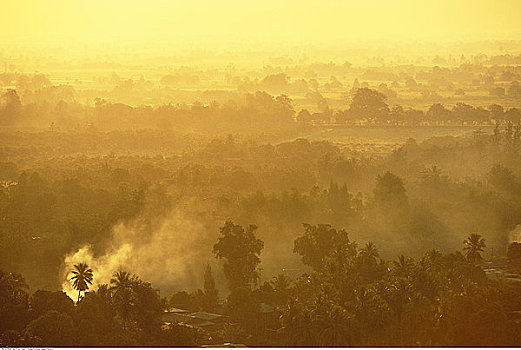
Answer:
[[0, 88, 296, 133], [298, 87, 521, 125], [1, 76, 521, 130]]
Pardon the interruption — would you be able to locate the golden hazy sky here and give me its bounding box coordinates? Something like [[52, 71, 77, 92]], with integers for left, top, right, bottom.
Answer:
[[1, 0, 520, 46]]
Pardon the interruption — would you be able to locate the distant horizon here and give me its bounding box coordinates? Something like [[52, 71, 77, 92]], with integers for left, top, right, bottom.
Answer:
[[2, 39, 521, 70], [2, 0, 520, 50]]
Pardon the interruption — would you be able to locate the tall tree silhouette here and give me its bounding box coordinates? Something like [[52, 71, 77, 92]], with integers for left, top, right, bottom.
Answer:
[[393, 254, 414, 277], [349, 87, 389, 121], [110, 271, 134, 330], [213, 220, 264, 291], [203, 264, 219, 312], [70, 263, 93, 303], [463, 233, 486, 263]]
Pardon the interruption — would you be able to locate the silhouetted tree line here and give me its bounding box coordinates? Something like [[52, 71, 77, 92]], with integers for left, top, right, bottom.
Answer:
[[298, 87, 521, 125], [2, 85, 521, 130], [4, 218, 521, 346], [0, 89, 296, 133], [0, 268, 172, 347]]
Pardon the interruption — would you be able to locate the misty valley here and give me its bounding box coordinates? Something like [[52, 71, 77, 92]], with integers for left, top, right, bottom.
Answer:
[[2, 31, 521, 347]]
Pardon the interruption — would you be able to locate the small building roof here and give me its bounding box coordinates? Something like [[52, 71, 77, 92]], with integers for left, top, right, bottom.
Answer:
[[165, 307, 191, 314]]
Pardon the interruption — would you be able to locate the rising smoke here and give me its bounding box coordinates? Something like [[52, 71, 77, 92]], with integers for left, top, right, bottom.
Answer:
[[61, 210, 220, 300], [509, 224, 521, 245]]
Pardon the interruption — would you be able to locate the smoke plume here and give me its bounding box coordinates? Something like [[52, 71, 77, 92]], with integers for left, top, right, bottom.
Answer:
[[61, 210, 218, 300], [509, 224, 521, 244]]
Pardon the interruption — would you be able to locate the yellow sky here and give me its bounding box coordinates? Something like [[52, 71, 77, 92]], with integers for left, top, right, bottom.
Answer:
[[1, 0, 520, 47]]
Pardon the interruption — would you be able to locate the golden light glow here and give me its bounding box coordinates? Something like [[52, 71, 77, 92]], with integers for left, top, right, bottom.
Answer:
[[1, 0, 520, 47]]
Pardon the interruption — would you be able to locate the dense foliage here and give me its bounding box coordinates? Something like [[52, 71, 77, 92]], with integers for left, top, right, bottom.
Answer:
[[2, 86, 521, 346]]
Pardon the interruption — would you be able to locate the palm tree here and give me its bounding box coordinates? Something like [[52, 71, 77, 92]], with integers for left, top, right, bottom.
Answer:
[[423, 248, 442, 266], [271, 273, 291, 292], [271, 274, 292, 305], [110, 271, 134, 329], [110, 271, 131, 289], [70, 263, 94, 302], [96, 284, 112, 303], [393, 255, 414, 277], [463, 233, 486, 263], [110, 271, 132, 301], [94, 283, 116, 327], [361, 242, 379, 261]]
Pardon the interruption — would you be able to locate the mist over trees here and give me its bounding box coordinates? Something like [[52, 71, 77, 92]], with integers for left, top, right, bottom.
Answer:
[[2, 38, 521, 346]]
